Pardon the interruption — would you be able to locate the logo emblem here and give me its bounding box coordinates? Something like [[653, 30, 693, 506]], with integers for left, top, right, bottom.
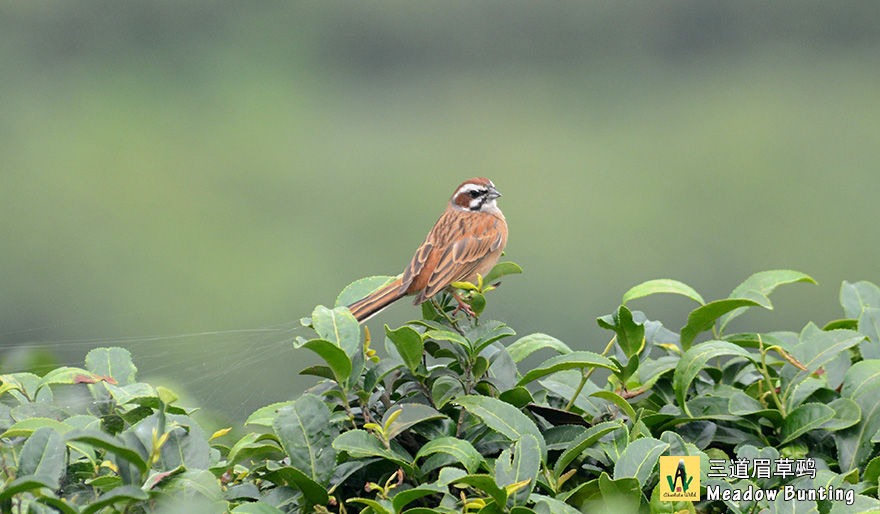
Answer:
[[659, 456, 700, 501]]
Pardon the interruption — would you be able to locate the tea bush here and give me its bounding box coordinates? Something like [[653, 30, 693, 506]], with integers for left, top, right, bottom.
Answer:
[[3, 266, 880, 513]]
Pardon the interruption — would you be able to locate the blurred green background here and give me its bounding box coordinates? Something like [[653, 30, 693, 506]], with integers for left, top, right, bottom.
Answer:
[[2, 1, 879, 421]]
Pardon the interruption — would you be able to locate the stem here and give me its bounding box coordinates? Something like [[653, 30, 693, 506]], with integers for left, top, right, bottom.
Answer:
[[431, 297, 465, 335], [360, 400, 379, 427], [758, 334, 786, 416], [455, 407, 466, 438], [564, 370, 589, 411], [564, 338, 615, 411], [340, 387, 358, 429], [379, 370, 399, 411], [455, 357, 477, 438]]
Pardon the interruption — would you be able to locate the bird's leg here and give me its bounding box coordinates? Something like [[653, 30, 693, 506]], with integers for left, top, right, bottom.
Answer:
[[450, 290, 476, 318], [430, 297, 466, 335]]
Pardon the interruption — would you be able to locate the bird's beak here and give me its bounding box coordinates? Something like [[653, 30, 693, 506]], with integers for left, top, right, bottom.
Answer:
[[487, 186, 502, 199]]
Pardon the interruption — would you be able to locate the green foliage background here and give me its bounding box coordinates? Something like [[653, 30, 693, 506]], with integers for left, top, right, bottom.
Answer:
[[2, 2, 880, 419]]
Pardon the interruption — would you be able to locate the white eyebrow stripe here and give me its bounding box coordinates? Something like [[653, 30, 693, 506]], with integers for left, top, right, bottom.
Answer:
[[458, 183, 486, 195]]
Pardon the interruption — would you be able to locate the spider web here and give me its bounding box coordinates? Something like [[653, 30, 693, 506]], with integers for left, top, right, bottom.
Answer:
[[0, 313, 315, 423]]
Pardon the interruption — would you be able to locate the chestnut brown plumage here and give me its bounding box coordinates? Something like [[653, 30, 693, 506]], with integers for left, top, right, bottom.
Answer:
[[347, 178, 507, 322]]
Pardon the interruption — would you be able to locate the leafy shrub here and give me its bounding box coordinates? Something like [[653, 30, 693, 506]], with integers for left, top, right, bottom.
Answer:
[[3, 266, 880, 514]]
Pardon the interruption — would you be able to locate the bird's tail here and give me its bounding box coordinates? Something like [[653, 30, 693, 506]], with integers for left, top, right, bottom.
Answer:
[[347, 279, 406, 322]]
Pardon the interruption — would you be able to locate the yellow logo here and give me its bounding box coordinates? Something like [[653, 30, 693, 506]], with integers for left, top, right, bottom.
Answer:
[[658, 456, 700, 501]]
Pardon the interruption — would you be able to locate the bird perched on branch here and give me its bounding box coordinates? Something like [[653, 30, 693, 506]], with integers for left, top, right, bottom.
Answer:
[[348, 177, 507, 322]]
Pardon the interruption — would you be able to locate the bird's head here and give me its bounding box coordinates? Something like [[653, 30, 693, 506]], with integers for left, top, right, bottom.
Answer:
[[450, 177, 502, 213]]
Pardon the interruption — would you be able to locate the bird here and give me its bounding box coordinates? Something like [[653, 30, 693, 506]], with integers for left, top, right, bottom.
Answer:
[[347, 177, 507, 323]]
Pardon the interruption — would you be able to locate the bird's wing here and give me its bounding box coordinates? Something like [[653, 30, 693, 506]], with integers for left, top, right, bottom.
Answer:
[[416, 211, 504, 302]]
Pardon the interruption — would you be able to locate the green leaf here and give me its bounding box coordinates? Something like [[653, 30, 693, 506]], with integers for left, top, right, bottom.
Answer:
[[432, 375, 464, 409], [596, 306, 645, 361], [673, 341, 756, 417], [470, 292, 487, 316], [225, 433, 282, 466], [269, 464, 330, 506], [450, 280, 479, 290], [299, 365, 335, 380], [17, 427, 66, 484], [824, 319, 860, 331], [391, 485, 445, 513], [538, 371, 603, 416], [451, 474, 508, 506], [483, 261, 523, 286], [506, 333, 572, 363], [622, 279, 705, 306], [841, 280, 880, 318], [454, 396, 546, 460], [829, 494, 880, 514], [718, 270, 816, 333], [495, 434, 541, 506], [1, 372, 42, 400], [245, 401, 295, 427], [727, 391, 783, 426], [613, 437, 668, 487], [680, 299, 765, 350], [840, 360, 880, 400], [589, 390, 637, 421], [600, 425, 628, 462], [864, 456, 880, 486], [347, 498, 392, 514], [436, 467, 468, 486], [416, 437, 483, 474], [0, 475, 60, 503], [34, 495, 81, 514], [553, 421, 624, 481], [837, 361, 880, 472], [336, 275, 397, 308], [821, 398, 861, 431], [424, 329, 471, 356], [781, 328, 863, 409], [301, 339, 352, 384], [272, 394, 337, 486], [363, 359, 403, 393], [858, 307, 880, 359], [156, 386, 177, 406], [155, 469, 222, 502], [385, 325, 425, 374], [469, 321, 516, 355], [516, 351, 616, 387], [597, 472, 642, 510], [332, 430, 414, 472], [130, 413, 211, 471], [81, 485, 150, 514], [531, 494, 582, 514], [36, 367, 101, 392], [64, 429, 148, 475], [101, 382, 155, 406], [312, 305, 360, 356], [631, 356, 678, 391], [780, 403, 835, 444], [1, 417, 73, 438], [87, 475, 123, 490], [499, 387, 534, 409], [382, 403, 445, 440], [84, 347, 137, 385]]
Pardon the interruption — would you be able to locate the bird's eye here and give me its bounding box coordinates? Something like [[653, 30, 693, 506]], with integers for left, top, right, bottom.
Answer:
[[468, 190, 481, 198]]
